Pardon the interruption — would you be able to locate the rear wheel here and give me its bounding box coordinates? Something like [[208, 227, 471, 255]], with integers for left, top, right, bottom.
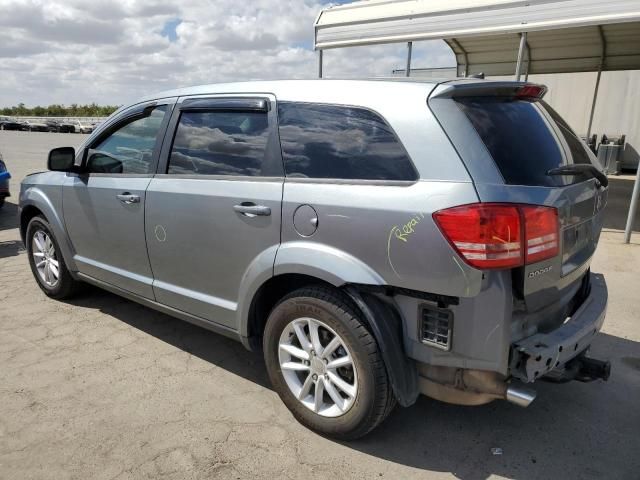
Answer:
[[263, 286, 395, 439], [26, 215, 80, 299]]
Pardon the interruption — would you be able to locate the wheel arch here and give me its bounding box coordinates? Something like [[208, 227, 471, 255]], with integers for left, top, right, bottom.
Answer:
[[239, 241, 386, 345], [242, 272, 420, 408], [20, 191, 77, 271]]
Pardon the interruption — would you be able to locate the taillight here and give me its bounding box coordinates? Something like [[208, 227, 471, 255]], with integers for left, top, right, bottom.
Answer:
[[523, 206, 559, 264], [433, 203, 559, 270]]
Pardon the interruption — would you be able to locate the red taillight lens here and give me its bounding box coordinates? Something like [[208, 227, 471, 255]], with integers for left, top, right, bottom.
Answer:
[[433, 203, 559, 270], [523, 205, 559, 264], [433, 204, 523, 269]]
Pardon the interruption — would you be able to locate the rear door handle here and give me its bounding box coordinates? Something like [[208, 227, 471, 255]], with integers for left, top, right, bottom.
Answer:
[[233, 203, 271, 217], [117, 193, 140, 204]]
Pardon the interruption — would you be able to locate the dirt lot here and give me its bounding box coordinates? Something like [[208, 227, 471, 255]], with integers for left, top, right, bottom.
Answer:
[[1, 131, 639, 480]]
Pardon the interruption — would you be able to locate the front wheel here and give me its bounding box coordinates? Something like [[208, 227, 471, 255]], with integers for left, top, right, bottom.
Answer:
[[26, 215, 80, 299], [263, 286, 395, 439]]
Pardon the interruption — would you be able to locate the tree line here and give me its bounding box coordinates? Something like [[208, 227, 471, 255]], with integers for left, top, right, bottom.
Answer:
[[1, 103, 120, 117]]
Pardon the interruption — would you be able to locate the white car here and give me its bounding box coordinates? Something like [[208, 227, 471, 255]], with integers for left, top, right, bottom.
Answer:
[[69, 120, 94, 134]]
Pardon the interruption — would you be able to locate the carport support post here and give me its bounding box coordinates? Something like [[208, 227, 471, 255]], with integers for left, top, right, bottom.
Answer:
[[406, 41, 413, 77], [587, 26, 606, 139], [586, 70, 602, 139], [515, 32, 527, 81], [624, 164, 640, 243], [318, 50, 323, 78]]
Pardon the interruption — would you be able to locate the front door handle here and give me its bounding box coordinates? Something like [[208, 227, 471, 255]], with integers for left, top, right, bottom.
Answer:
[[233, 203, 271, 217], [117, 192, 140, 204]]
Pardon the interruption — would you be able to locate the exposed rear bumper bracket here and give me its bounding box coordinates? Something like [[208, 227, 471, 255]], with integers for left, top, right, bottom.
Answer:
[[510, 273, 608, 383], [544, 354, 611, 383]]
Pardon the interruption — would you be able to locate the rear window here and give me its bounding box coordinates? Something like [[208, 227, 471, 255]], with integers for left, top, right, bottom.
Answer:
[[277, 102, 417, 181], [455, 97, 590, 187]]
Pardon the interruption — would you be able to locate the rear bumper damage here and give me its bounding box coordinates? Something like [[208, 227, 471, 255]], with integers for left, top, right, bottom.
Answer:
[[510, 273, 608, 383], [416, 273, 609, 407]]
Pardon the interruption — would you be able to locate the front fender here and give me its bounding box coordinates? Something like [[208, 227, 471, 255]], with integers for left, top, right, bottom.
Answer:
[[20, 185, 78, 272]]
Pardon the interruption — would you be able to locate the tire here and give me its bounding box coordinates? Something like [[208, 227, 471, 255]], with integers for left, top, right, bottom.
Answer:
[[263, 285, 395, 439], [26, 215, 80, 299], [0, 198, 4, 209]]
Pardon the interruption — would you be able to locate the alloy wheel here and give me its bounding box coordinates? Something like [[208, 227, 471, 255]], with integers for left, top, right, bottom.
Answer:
[[32, 230, 60, 287], [278, 317, 358, 417]]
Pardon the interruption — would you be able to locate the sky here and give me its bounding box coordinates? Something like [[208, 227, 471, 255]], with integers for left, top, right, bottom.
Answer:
[[0, 0, 455, 107]]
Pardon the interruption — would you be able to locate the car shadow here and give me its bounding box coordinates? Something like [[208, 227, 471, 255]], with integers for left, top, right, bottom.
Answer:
[[66, 287, 270, 389], [0, 239, 23, 259], [0, 200, 19, 231], [65, 287, 640, 480]]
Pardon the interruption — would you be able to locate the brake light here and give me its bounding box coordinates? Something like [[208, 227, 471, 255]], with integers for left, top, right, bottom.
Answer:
[[433, 203, 558, 270], [515, 84, 547, 100]]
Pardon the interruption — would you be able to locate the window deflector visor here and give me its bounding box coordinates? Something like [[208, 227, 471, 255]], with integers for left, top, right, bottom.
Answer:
[[180, 98, 269, 113]]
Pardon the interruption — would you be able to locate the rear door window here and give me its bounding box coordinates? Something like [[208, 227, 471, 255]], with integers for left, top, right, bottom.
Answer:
[[454, 98, 592, 187], [277, 102, 417, 181], [168, 111, 269, 176]]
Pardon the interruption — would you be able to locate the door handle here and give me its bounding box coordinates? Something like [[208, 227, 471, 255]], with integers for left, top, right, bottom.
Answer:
[[117, 192, 140, 204], [233, 203, 271, 217]]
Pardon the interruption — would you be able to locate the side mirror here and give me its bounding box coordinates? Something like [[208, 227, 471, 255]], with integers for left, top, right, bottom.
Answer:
[[48, 147, 76, 172]]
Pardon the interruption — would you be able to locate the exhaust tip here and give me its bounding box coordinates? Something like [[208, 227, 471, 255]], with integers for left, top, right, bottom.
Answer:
[[506, 385, 537, 407]]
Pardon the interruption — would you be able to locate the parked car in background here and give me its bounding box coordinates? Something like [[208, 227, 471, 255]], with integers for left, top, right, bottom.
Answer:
[[0, 153, 10, 209], [19, 79, 611, 439], [23, 120, 50, 132], [45, 119, 61, 132], [0, 116, 24, 131], [68, 120, 94, 134], [55, 120, 76, 133]]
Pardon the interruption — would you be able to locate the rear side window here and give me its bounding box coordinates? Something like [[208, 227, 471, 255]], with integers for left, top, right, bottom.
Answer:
[[454, 98, 571, 187], [277, 102, 417, 181], [168, 111, 269, 176], [540, 101, 593, 166]]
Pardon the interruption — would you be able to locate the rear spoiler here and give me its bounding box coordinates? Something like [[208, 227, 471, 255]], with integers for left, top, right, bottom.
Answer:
[[430, 81, 547, 100]]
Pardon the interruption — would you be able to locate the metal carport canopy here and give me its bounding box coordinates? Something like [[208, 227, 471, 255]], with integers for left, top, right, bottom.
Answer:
[[314, 0, 640, 77]]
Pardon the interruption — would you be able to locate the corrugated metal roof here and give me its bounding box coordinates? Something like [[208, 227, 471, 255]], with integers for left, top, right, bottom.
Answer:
[[315, 0, 640, 75]]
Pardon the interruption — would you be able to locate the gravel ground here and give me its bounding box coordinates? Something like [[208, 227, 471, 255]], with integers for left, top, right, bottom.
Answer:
[[1, 131, 639, 480]]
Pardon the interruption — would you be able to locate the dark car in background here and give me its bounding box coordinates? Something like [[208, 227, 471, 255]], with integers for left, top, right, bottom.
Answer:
[[23, 120, 49, 132], [45, 119, 61, 132], [0, 153, 10, 209], [56, 120, 76, 133], [0, 116, 24, 131]]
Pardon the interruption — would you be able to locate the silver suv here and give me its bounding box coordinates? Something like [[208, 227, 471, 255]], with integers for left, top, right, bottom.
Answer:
[[19, 80, 611, 439]]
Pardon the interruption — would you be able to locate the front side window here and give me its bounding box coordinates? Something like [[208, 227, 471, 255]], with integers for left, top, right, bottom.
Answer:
[[277, 102, 417, 181], [167, 110, 269, 176], [86, 105, 167, 174]]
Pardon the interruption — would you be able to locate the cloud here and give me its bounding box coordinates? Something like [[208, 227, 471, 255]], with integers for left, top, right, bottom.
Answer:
[[0, 0, 455, 107]]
